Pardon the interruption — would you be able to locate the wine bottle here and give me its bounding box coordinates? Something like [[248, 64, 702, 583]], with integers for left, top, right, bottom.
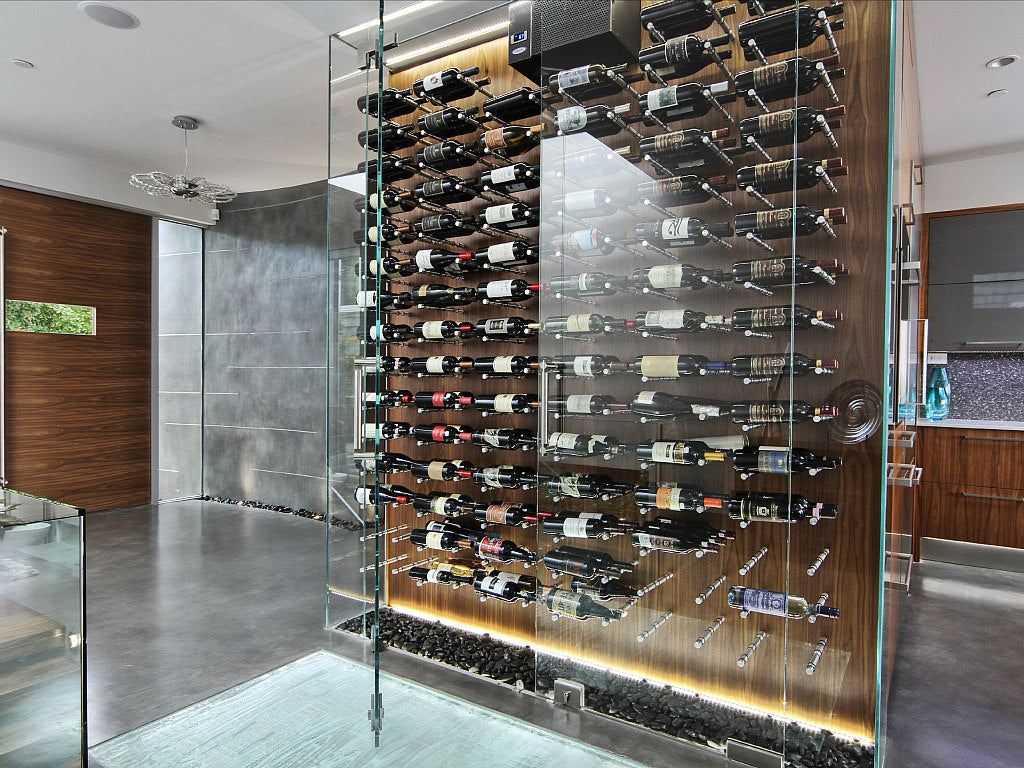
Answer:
[[569, 577, 638, 602], [731, 445, 842, 478], [413, 284, 475, 308], [634, 484, 725, 514], [540, 587, 624, 624], [413, 320, 475, 342], [353, 483, 416, 507], [409, 355, 472, 376], [542, 545, 634, 581], [640, 0, 737, 37], [471, 356, 538, 376], [633, 309, 729, 335], [639, 33, 732, 81], [479, 125, 543, 156], [358, 222, 415, 246], [726, 492, 838, 526], [551, 228, 618, 258], [637, 174, 733, 208], [730, 257, 848, 287], [366, 389, 414, 408], [357, 88, 417, 119], [475, 279, 538, 304], [359, 356, 411, 374], [470, 241, 539, 269], [741, 0, 798, 14], [459, 427, 537, 451], [635, 217, 733, 248], [734, 207, 847, 240], [366, 252, 416, 277], [546, 473, 634, 501], [474, 570, 537, 603], [542, 314, 622, 336], [357, 154, 416, 183], [359, 188, 418, 215], [629, 391, 724, 421], [356, 289, 413, 311], [473, 316, 539, 341], [555, 104, 633, 138], [542, 513, 629, 541], [410, 527, 465, 553], [479, 163, 540, 194], [412, 66, 482, 103], [548, 64, 641, 100], [738, 4, 845, 61], [472, 535, 536, 564], [460, 393, 535, 415], [551, 188, 631, 219], [470, 465, 539, 490], [545, 432, 622, 458], [413, 491, 475, 517], [731, 304, 842, 331], [727, 401, 837, 426], [478, 203, 539, 231], [425, 519, 487, 541], [409, 563, 476, 587], [472, 500, 537, 526], [637, 128, 733, 171], [357, 123, 418, 153], [417, 106, 481, 138], [636, 440, 728, 467], [633, 354, 710, 378], [548, 394, 628, 416], [739, 105, 846, 149], [414, 178, 477, 206], [642, 81, 736, 125], [632, 264, 727, 292], [547, 272, 622, 299], [367, 323, 415, 344], [736, 55, 845, 106], [632, 521, 726, 557], [714, 353, 839, 381], [409, 457, 475, 483], [482, 87, 545, 123], [416, 140, 479, 172], [410, 423, 464, 445], [736, 157, 848, 195], [410, 249, 462, 276], [728, 586, 839, 620], [548, 354, 628, 378], [413, 391, 471, 411]]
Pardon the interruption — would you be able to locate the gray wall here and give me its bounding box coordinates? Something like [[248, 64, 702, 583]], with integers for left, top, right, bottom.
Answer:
[[202, 181, 328, 514], [157, 220, 203, 500]]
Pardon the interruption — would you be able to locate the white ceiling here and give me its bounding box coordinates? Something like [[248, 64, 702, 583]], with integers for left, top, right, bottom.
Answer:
[[914, 0, 1024, 164]]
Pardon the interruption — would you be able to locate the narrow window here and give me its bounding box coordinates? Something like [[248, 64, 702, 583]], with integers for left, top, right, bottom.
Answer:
[[5, 300, 96, 335]]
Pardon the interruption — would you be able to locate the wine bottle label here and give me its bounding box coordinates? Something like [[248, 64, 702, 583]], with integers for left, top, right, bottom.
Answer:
[[421, 180, 446, 198], [738, 587, 787, 617], [572, 356, 596, 377], [635, 532, 675, 549], [557, 66, 591, 90], [557, 475, 584, 497], [481, 574, 515, 594], [485, 204, 516, 225], [430, 426, 448, 442], [652, 133, 689, 154], [664, 35, 698, 64], [578, 273, 595, 291], [640, 356, 680, 378], [369, 326, 381, 341], [414, 250, 436, 271], [484, 318, 511, 335], [482, 128, 507, 150], [647, 265, 685, 289], [422, 112, 449, 133], [486, 279, 516, 298], [482, 430, 504, 447], [549, 589, 584, 617], [427, 461, 447, 480], [486, 242, 517, 263], [425, 531, 445, 549], [425, 356, 447, 374], [421, 321, 445, 339], [563, 190, 598, 213], [507, 182, 528, 192], [749, 307, 789, 328], [752, 61, 791, 91], [756, 109, 794, 139], [742, 496, 783, 521], [750, 355, 788, 375], [647, 86, 680, 112], [558, 229, 601, 255], [425, 569, 446, 583], [655, 487, 683, 510], [566, 395, 594, 413], [550, 432, 581, 450], [430, 496, 449, 515], [659, 217, 692, 242], [431, 392, 447, 408], [636, 391, 658, 405], [422, 214, 448, 231], [747, 403, 786, 422], [482, 467, 503, 486], [356, 291, 376, 307], [754, 208, 792, 232], [485, 503, 514, 523], [644, 310, 688, 329], [367, 226, 381, 242], [493, 394, 516, 413], [652, 441, 687, 463], [754, 160, 793, 185], [757, 447, 790, 474], [492, 356, 515, 373], [563, 518, 590, 538], [422, 72, 445, 92], [566, 314, 595, 333], [749, 259, 787, 280], [478, 536, 504, 557], [422, 144, 447, 163], [556, 106, 588, 132], [355, 487, 373, 505], [362, 424, 381, 439], [489, 165, 519, 184]]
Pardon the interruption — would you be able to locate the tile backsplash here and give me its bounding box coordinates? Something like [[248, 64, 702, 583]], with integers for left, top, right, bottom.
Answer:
[[937, 353, 1024, 421]]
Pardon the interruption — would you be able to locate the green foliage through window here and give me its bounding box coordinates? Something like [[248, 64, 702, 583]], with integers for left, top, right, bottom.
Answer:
[[5, 300, 96, 335]]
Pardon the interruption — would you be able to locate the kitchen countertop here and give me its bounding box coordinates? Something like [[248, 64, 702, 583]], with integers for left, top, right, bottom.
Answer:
[[917, 418, 1024, 432]]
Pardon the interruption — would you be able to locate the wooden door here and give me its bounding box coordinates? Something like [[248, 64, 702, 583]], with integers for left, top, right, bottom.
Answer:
[[1, 185, 152, 511]]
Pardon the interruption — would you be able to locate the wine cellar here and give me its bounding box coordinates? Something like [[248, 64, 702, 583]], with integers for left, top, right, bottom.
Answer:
[[329, 1, 902, 763]]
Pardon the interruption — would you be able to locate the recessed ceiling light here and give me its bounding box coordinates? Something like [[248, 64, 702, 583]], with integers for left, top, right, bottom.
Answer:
[[78, 1, 140, 29], [987, 89, 1009, 98], [986, 55, 1018, 68], [11, 59, 34, 69]]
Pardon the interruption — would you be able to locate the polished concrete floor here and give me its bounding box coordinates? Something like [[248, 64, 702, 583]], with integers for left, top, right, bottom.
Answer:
[[84, 501, 1022, 767]]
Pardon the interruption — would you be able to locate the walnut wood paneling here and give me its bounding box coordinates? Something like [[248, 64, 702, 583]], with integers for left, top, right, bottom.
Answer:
[[367, 0, 893, 740], [1, 185, 151, 511]]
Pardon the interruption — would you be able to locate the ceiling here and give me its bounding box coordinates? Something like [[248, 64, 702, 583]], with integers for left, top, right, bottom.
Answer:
[[914, 0, 1024, 164], [0, 0, 1019, 207]]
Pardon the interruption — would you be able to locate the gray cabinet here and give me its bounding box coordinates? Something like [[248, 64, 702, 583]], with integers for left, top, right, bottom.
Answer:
[[927, 282, 1024, 351]]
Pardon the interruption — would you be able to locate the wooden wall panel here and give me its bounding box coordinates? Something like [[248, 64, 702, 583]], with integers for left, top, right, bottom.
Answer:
[[370, 0, 892, 741], [1, 185, 151, 512]]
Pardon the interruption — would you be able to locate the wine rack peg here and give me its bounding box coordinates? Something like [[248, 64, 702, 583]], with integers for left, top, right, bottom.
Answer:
[[807, 549, 830, 576], [738, 546, 768, 577], [695, 574, 726, 605], [806, 637, 828, 675], [737, 631, 767, 668], [637, 611, 674, 643], [694, 616, 725, 649], [807, 593, 831, 624]]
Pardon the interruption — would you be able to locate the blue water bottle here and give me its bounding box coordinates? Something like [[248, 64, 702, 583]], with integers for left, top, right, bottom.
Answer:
[[924, 355, 950, 421]]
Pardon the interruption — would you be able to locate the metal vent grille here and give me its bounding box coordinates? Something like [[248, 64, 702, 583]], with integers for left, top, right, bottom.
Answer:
[[535, 0, 612, 50]]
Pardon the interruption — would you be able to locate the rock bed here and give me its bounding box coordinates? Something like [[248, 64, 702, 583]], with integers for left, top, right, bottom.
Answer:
[[339, 608, 873, 768], [200, 496, 362, 530]]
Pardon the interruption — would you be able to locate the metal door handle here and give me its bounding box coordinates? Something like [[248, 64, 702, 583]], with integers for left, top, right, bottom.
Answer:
[[963, 340, 1023, 348], [961, 492, 1024, 503], [961, 436, 1024, 443]]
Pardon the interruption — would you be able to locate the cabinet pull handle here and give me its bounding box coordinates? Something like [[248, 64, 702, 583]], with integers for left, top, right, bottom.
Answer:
[[962, 340, 1023, 348], [961, 492, 1024, 503], [960, 436, 1024, 443]]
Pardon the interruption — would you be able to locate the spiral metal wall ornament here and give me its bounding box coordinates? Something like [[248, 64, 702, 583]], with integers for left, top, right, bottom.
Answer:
[[130, 116, 237, 204], [825, 379, 883, 444]]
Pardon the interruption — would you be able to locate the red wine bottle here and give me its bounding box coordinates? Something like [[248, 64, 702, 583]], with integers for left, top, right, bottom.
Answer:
[[410, 423, 464, 445], [359, 188, 417, 215], [727, 400, 837, 426], [478, 203, 538, 231], [545, 432, 622, 458], [639, 33, 732, 81], [479, 163, 539, 194], [548, 64, 645, 100], [635, 216, 733, 248], [636, 174, 733, 208], [540, 587, 624, 624], [471, 355, 538, 377], [709, 353, 839, 381], [459, 427, 536, 452], [473, 570, 537, 603], [365, 253, 415, 277], [357, 88, 417, 119], [460, 393, 535, 415], [413, 320, 475, 342], [633, 354, 710, 378], [412, 67, 482, 103], [481, 87, 545, 123], [409, 355, 472, 376], [555, 104, 633, 138], [542, 545, 634, 581], [470, 465, 539, 490], [636, 440, 728, 468], [357, 123, 419, 153], [632, 264, 726, 292], [545, 473, 634, 501], [640, 0, 737, 37], [569, 577, 637, 601], [738, 4, 845, 62], [548, 354, 628, 378], [550, 189, 625, 218], [475, 279, 537, 304], [479, 125, 543, 156], [739, 105, 846, 149], [731, 304, 842, 331], [413, 284, 475, 308], [734, 206, 847, 240], [367, 323, 414, 343], [629, 391, 724, 421], [470, 241, 539, 269], [472, 500, 537, 526], [730, 445, 842, 478], [726, 492, 838, 526], [542, 514, 630, 541], [634, 484, 726, 514], [728, 587, 840, 620], [736, 157, 847, 195], [417, 105, 481, 138], [633, 309, 729, 335], [416, 140, 479, 172], [473, 316, 539, 341], [356, 289, 413, 311], [548, 394, 628, 417], [409, 563, 476, 586], [413, 391, 470, 411], [413, 491, 474, 517], [414, 178, 476, 206], [357, 154, 416, 183], [642, 81, 736, 125], [551, 228, 618, 258], [736, 55, 845, 106], [365, 389, 413, 408], [472, 535, 536, 564], [731, 256, 848, 287], [547, 273, 622, 299]]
